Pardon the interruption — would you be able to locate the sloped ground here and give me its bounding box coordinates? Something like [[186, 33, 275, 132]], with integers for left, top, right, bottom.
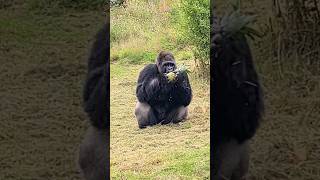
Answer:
[[0, 6, 104, 179], [110, 62, 210, 179]]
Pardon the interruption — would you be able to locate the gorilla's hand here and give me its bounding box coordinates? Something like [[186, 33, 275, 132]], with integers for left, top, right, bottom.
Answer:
[[172, 72, 192, 106], [165, 72, 178, 83], [175, 72, 188, 84]]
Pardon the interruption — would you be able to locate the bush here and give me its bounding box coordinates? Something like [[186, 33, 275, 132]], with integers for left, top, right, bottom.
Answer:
[[171, 0, 210, 77]]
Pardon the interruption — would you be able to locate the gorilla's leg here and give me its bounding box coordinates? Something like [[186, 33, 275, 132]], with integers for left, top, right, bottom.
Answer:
[[161, 106, 188, 124], [78, 126, 108, 180], [213, 140, 249, 180], [135, 101, 158, 128]]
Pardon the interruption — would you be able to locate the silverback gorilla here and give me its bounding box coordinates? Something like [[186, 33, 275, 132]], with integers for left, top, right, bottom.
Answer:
[[212, 14, 264, 180], [78, 23, 109, 180], [135, 51, 192, 128]]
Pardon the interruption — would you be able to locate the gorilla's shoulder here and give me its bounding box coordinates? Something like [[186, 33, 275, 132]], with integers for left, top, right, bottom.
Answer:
[[142, 64, 157, 71], [138, 64, 158, 80], [88, 24, 109, 71], [83, 24, 109, 129]]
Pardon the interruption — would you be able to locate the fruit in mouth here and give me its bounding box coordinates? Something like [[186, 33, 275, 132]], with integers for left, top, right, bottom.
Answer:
[[165, 64, 190, 82], [166, 72, 177, 82]]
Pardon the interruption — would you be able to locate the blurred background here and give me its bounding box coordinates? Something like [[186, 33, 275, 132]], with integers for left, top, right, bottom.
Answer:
[[215, 0, 320, 179], [0, 0, 106, 179]]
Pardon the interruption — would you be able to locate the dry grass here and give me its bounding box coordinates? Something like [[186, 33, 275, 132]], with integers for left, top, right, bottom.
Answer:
[[110, 60, 210, 179], [249, 58, 320, 180]]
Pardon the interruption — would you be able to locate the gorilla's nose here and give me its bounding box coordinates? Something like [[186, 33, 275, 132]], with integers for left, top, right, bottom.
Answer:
[[167, 66, 174, 72]]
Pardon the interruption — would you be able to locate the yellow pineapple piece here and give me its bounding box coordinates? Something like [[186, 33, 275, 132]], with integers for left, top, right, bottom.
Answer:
[[166, 72, 177, 82]]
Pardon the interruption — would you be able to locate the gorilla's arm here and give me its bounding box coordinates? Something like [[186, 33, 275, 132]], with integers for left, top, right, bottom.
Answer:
[[83, 24, 109, 129], [136, 64, 161, 103], [83, 68, 107, 128], [173, 73, 192, 106]]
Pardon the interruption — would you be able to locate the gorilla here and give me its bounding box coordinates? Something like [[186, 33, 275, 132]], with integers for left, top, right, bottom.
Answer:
[[78, 23, 109, 180], [211, 15, 264, 180], [135, 51, 192, 128]]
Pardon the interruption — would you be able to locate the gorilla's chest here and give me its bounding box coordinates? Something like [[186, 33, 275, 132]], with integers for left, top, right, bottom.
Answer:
[[154, 91, 174, 104], [155, 83, 176, 103]]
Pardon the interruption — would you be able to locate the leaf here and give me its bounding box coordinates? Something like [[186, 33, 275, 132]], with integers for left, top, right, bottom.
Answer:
[[177, 64, 191, 74], [216, 9, 261, 40]]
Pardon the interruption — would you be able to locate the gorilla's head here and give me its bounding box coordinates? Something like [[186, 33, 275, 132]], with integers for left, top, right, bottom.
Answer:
[[212, 31, 253, 88], [156, 51, 176, 75], [212, 14, 259, 89]]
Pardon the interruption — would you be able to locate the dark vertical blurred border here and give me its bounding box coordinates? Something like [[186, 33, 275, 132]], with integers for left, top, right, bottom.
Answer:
[[106, 0, 111, 177], [210, 0, 214, 178]]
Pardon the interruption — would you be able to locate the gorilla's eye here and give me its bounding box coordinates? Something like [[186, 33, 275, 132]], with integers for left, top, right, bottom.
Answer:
[[167, 63, 174, 67], [163, 62, 175, 68]]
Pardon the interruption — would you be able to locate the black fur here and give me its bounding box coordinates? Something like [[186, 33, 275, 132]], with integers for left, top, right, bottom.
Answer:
[[212, 24, 264, 145], [83, 24, 109, 129], [79, 23, 109, 180], [211, 16, 264, 179], [135, 51, 192, 126]]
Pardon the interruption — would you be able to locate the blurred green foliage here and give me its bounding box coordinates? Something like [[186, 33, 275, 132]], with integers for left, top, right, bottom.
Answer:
[[171, 0, 210, 63]]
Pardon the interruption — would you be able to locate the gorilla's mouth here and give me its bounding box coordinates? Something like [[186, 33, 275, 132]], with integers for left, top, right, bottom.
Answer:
[[163, 64, 176, 73]]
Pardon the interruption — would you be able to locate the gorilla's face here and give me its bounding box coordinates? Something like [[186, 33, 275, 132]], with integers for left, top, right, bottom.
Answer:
[[212, 34, 250, 88], [161, 61, 176, 73], [156, 51, 177, 75]]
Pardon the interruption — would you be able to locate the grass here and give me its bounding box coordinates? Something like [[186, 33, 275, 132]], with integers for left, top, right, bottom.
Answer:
[[111, 147, 210, 179], [0, 4, 105, 179], [110, 62, 210, 179], [110, 0, 190, 64]]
